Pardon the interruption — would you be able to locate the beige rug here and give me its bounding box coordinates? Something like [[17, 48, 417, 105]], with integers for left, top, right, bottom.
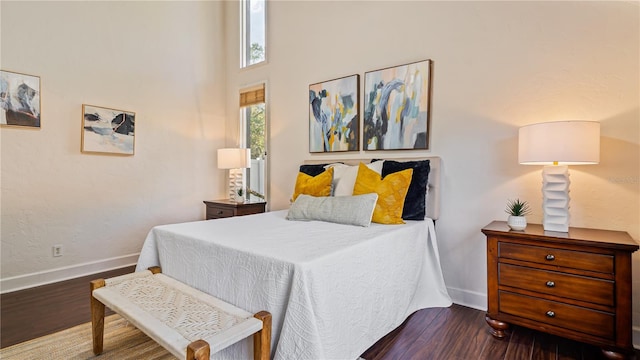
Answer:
[[0, 314, 176, 359], [1, 315, 369, 360]]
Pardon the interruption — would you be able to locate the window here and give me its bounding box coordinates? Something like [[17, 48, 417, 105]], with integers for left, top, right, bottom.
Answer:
[[239, 84, 267, 202], [241, 0, 266, 68]]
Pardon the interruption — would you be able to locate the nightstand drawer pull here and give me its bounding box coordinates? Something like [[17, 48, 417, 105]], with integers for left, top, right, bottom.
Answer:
[[545, 310, 555, 318], [545, 254, 555, 261], [545, 281, 555, 288], [217, 210, 224, 215]]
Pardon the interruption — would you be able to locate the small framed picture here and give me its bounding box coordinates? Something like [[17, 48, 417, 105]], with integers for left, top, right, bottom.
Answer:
[[309, 74, 360, 153], [363, 59, 432, 150], [81, 104, 135, 156], [1, 70, 41, 128]]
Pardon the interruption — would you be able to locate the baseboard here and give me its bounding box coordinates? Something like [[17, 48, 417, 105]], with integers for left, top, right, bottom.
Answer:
[[447, 286, 487, 312], [634, 326, 640, 350], [0, 253, 140, 294]]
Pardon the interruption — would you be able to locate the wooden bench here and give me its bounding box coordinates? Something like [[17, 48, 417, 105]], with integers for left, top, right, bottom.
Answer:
[[90, 267, 271, 360]]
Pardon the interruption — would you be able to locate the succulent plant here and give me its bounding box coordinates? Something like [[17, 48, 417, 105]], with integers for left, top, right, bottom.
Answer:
[[505, 199, 531, 217]]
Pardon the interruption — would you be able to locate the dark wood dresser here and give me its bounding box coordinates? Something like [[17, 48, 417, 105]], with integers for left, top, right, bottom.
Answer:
[[482, 221, 638, 359], [203, 200, 266, 220]]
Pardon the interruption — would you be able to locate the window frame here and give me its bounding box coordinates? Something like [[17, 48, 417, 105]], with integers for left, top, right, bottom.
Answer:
[[240, 0, 267, 69], [239, 83, 268, 204]]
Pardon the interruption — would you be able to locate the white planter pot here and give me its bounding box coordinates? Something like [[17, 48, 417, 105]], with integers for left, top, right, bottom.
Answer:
[[234, 194, 245, 203], [507, 215, 527, 231]]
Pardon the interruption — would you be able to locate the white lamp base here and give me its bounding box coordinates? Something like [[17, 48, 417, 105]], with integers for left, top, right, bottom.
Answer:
[[229, 168, 244, 201], [542, 165, 570, 232]]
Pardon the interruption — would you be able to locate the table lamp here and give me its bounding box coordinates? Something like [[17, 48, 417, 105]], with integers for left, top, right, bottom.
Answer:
[[217, 148, 251, 202], [518, 121, 600, 232]]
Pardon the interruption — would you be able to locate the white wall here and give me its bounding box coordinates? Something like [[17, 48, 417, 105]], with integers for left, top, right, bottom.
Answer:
[[225, 0, 640, 344], [0, 1, 227, 290]]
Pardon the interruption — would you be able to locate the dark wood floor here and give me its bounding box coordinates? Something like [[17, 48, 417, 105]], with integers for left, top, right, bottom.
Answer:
[[1, 266, 135, 348], [2, 267, 638, 359], [362, 304, 639, 360]]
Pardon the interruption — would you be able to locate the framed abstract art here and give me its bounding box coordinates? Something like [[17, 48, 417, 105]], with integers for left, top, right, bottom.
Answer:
[[309, 74, 359, 153], [81, 104, 135, 155], [0, 70, 41, 128], [363, 59, 432, 150]]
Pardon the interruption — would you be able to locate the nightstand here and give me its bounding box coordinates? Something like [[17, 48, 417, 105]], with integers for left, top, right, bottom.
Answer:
[[482, 221, 638, 359], [203, 200, 266, 220]]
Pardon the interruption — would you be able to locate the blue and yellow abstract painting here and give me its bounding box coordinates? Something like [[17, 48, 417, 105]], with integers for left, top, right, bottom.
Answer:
[[363, 60, 431, 150], [309, 74, 359, 152]]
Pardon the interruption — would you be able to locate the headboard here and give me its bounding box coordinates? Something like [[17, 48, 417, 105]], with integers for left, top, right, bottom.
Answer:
[[303, 157, 441, 220]]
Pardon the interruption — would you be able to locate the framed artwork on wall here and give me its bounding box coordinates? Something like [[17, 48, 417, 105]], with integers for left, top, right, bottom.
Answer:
[[0, 70, 41, 128], [309, 74, 359, 153], [363, 59, 432, 150], [81, 104, 135, 155]]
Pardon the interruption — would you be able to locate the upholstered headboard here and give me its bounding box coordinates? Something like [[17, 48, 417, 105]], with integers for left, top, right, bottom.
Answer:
[[303, 157, 441, 220]]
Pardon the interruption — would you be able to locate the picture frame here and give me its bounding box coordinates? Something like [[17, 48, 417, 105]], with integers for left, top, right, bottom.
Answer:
[[309, 74, 360, 153], [363, 59, 432, 150], [81, 104, 135, 156], [1, 70, 41, 128]]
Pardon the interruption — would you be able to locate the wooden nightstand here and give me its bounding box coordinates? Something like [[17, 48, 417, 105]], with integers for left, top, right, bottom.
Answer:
[[482, 221, 638, 359], [203, 200, 266, 220]]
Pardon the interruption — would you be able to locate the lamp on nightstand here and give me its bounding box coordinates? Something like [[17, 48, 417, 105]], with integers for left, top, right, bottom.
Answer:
[[217, 148, 251, 203], [518, 121, 600, 232]]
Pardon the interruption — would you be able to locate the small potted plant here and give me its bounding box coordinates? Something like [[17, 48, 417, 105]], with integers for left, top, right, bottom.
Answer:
[[235, 188, 245, 203], [505, 199, 531, 231]]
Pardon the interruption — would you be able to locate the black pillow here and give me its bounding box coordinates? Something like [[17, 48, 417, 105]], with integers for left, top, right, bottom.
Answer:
[[381, 159, 430, 220], [299, 164, 330, 177], [299, 162, 345, 177]]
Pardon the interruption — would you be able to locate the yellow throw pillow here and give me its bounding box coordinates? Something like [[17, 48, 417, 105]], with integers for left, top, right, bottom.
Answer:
[[292, 167, 334, 201], [353, 163, 412, 224]]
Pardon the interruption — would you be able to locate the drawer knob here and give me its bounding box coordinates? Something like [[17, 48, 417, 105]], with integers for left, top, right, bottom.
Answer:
[[545, 310, 555, 318], [545, 254, 555, 261], [545, 281, 555, 288], [217, 210, 223, 215]]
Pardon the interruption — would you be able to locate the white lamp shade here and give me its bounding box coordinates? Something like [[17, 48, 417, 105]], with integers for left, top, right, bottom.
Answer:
[[518, 121, 600, 165], [217, 148, 251, 169]]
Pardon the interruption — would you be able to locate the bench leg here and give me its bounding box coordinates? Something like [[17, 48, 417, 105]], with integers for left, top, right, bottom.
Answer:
[[253, 311, 272, 360], [90, 279, 106, 355], [187, 339, 210, 360]]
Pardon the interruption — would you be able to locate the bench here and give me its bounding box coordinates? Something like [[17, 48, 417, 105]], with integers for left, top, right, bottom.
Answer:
[[90, 267, 271, 360]]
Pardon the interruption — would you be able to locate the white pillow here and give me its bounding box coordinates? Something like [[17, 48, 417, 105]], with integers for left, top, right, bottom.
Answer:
[[286, 193, 378, 227], [325, 161, 384, 196]]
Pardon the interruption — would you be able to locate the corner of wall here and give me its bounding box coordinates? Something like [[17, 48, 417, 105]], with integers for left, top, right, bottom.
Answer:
[[447, 286, 487, 312]]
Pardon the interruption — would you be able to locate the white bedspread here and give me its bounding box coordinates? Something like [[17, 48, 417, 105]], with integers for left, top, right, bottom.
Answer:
[[136, 210, 451, 360]]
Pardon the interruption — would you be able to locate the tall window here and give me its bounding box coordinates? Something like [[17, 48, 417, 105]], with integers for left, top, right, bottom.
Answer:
[[241, 0, 266, 68], [240, 84, 267, 202]]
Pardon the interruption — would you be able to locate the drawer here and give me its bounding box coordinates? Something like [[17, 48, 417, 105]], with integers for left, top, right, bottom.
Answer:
[[207, 207, 234, 219], [236, 203, 266, 216], [499, 263, 614, 306], [499, 291, 614, 340], [499, 242, 613, 274]]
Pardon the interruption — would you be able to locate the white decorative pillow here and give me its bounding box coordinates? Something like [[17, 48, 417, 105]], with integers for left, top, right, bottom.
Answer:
[[286, 193, 379, 227], [325, 161, 384, 196]]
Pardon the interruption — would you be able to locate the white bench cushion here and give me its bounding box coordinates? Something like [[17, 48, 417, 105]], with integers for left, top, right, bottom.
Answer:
[[92, 270, 263, 358]]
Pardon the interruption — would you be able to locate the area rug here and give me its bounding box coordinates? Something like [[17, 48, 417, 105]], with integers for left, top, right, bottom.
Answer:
[[1, 314, 368, 360], [0, 314, 175, 359]]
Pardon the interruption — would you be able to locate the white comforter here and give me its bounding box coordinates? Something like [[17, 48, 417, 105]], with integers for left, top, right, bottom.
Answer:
[[136, 210, 451, 360]]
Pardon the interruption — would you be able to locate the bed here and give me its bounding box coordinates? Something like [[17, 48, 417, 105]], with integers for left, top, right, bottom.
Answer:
[[136, 157, 451, 360]]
